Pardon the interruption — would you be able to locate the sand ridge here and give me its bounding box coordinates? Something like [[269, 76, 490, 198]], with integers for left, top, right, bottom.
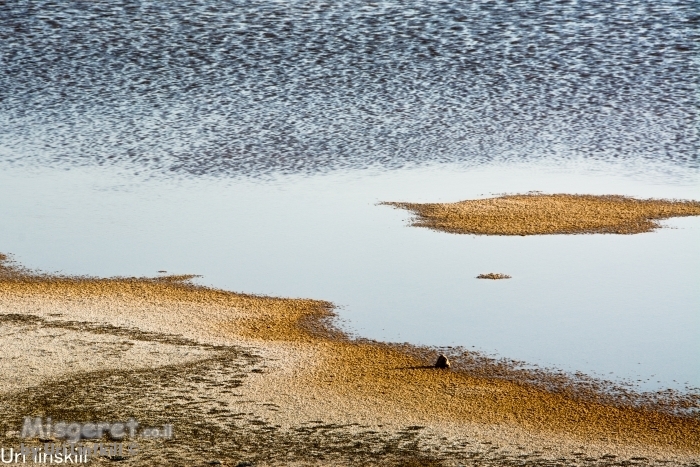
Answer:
[[382, 193, 700, 235]]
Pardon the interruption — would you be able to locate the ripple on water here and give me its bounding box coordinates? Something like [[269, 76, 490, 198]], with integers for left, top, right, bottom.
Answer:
[[0, 0, 697, 176]]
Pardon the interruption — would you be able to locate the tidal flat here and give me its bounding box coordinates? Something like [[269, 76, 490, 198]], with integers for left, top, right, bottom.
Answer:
[[2, 0, 698, 464], [1, 255, 699, 466]]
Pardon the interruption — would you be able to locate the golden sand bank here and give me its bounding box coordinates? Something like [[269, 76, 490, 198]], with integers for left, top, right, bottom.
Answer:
[[383, 194, 700, 236], [0, 255, 698, 466]]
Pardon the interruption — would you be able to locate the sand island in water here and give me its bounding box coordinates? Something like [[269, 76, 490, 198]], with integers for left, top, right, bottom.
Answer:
[[383, 194, 700, 236], [1, 253, 699, 466]]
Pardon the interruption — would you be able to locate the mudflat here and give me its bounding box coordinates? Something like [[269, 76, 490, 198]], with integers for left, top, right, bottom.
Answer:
[[383, 194, 700, 236], [0, 256, 699, 466]]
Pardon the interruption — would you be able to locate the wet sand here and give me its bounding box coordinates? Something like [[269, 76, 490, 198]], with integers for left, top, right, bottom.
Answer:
[[1, 256, 699, 466], [383, 194, 700, 236]]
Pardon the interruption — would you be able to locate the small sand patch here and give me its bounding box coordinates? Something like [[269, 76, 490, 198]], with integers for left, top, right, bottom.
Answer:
[[383, 194, 700, 235], [477, 273, 511, 280]]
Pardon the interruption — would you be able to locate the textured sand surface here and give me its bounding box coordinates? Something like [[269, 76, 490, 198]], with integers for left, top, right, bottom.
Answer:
[[0, 318, 210, 394], [0, 257, 698, 466], [383, 194, 700, 235]]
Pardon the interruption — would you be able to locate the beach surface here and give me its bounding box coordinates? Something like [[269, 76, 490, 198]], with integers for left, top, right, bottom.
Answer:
[[1, 256, 698, 466]]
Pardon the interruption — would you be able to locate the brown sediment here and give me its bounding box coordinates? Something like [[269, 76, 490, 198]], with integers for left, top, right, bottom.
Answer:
[[382, 194, 700, 235], [477, 273, 512, 279], [1, 256, 699, 465]]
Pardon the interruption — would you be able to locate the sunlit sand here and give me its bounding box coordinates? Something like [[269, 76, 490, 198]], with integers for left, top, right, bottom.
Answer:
[[383, 194, 700, 236]]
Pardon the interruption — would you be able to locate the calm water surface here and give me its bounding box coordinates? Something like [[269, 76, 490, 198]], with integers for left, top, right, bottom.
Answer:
[[0, 162, 698, 391], [0, 0, 698, 390]]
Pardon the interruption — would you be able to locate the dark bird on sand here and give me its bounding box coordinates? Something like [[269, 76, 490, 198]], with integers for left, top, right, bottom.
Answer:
[[435, 354, 451, 369]]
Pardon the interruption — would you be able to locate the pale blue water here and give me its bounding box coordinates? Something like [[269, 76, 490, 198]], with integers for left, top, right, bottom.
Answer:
[[0, 162, 698, 391]]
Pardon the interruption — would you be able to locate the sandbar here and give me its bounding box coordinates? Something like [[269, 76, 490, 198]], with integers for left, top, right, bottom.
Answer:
[[383, 194, 700, 236]]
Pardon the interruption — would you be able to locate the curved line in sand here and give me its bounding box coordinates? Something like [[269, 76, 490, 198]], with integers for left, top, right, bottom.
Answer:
[[0, 256, 698, 459]]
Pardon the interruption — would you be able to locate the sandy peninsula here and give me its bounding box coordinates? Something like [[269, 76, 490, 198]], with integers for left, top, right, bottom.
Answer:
[[382, 194, 700, 236], [0, 254, 699, 466]]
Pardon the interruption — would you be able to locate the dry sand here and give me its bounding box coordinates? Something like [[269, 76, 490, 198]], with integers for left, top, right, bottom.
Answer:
[[382, 194, 700, 236], [0, 255, 698, 466]]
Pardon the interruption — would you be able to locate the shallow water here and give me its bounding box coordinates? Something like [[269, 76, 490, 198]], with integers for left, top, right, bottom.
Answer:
[[0, 0, 698, 391], [0, 162, 698, 391]]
